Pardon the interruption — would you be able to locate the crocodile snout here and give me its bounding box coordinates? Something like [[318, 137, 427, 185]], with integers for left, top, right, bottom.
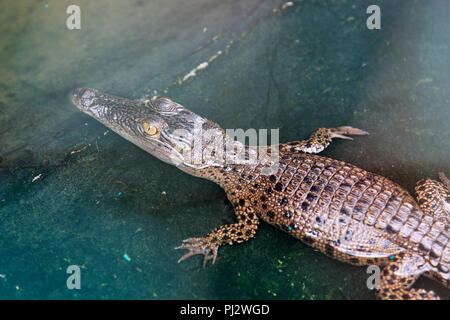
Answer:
[[71, 87, 98, 111]]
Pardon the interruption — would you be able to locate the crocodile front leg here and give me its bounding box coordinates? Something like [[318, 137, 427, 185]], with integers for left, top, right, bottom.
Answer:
[[378, 251, 439, 300], [175, 199, 259, 267], [280, 126, 369, 154]]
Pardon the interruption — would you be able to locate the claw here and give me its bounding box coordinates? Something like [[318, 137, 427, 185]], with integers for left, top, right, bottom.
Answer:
[[202, 254, 209, 268], [334, 126, 370, 135], [182, 237, 203, 243], [175, 237, 219, 268], [177, 251, 197, 263], [330, 126, 369, 140], [210, 247, 218, 265], [331, 133, 354, 140]]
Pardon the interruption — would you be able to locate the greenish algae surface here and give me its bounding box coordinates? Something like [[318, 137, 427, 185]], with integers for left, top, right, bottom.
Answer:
[[0, 0, 449, 299]]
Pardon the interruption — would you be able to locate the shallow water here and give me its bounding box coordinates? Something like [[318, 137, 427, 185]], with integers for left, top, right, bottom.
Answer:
[[0, 0, 449, 299]]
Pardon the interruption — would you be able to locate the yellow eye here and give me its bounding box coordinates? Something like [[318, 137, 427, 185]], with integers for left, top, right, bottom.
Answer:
[[143, 122, 158, 135]]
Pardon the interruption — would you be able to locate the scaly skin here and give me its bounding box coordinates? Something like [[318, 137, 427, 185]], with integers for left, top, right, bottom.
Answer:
[[71, 88, 449, 300]]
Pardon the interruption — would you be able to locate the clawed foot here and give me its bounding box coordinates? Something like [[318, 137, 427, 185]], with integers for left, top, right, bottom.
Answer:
[[175, 237, 219, 268], [330, 126, 369, 140]]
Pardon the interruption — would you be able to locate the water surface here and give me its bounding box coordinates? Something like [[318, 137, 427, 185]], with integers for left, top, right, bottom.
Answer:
[[0, 0, 449, 299]]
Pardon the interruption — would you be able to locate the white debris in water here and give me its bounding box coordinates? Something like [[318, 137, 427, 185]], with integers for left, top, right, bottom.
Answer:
[[179, 50, 224, 84], [70, 144, 91, 155], [32, 174, 42, 183], [181, 62, 209, 83], [208, 50, 222, 63], [281, 2, 294, 9], [146, 1, 297, 98]]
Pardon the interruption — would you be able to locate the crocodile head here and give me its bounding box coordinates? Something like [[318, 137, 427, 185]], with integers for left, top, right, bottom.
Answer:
[[71, 88, 226, 172]]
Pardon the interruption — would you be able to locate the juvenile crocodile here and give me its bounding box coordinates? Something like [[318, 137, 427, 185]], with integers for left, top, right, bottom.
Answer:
[[71, 88, 450, 300]]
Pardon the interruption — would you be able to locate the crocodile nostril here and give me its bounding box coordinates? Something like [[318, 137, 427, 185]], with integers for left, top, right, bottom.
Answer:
[[72, 88, 85, 99]]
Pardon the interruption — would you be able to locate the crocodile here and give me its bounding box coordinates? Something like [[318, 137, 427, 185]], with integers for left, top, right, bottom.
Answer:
[[71, 88, 450, 300]]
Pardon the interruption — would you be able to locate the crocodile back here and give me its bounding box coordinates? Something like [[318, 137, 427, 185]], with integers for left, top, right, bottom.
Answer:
[[222, 152, 449, 269]]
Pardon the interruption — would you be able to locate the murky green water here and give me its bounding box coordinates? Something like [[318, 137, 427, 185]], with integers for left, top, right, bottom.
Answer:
[[0, 0, 449, 299]]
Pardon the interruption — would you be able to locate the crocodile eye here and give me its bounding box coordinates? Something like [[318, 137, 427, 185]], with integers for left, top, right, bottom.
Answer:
[[143, 122, 158, 135], [157, 98, 172, 109]]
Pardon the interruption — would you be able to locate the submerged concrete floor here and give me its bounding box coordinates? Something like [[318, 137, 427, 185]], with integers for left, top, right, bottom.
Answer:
[[0, 0, 449, 299]]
